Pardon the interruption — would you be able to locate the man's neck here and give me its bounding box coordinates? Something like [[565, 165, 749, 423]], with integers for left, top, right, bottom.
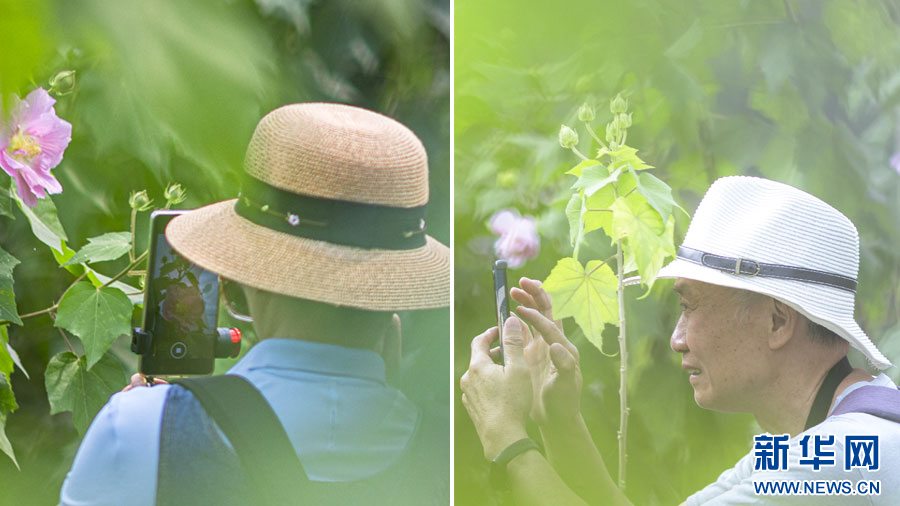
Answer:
[[754, 366, 873, 437]]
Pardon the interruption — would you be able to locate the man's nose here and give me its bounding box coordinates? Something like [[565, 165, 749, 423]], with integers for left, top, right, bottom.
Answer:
[[670, 314, 688, 353]]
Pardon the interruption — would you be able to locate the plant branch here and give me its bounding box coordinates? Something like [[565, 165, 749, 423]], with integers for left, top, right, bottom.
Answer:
[[19, 270, 88, 320], [570, 147, 589, 161], [586, 255, 617, 276], [129, 208, 137, 263], [585, 125, 608, 150], [58, 328, 76, 355], [585, 208, 612, 213], [616, 238, 629, 491], [101, 251, 147, 289]]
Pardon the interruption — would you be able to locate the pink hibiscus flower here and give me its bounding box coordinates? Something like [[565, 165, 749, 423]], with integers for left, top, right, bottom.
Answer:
[[1, 88, 72, 207], [489, 209, 540, 269]]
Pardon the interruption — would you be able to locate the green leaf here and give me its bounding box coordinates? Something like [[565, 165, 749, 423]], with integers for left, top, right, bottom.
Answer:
[[611, 194, 676, 287], [0, 247, 21, 325], [565, 192, 584, 247], [0, 373, 17, 468], [64, 232, 132, 266], [583, 184, 615, 238], [54, 283, 133, 369], [0, 411, 17, 469], [543, 257, 619, 351], [565, 159, 600, 177], [0, 326, 13, 376], [11, 188, 68, 254], [609, 145, 653, 172], [633, 171, 679, 222], [573, 165, 621, 196], [45, 351, 125, 435]]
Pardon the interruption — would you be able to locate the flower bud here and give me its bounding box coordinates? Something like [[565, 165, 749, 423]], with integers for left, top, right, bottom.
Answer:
[[558, 125, 579, 149], [578, 103, 595, 122], [619, 112, 632, 129], [129, 190, 153, 211], [49, 70, 76, 96], [605, 123, 616, 145], [164, 183, 187, 205], [610, 94, 627, 114]]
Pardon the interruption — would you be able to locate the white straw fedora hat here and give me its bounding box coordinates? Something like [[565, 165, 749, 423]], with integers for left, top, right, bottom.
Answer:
[[165, 102, 450, 311], [648, 176, 891, 370]]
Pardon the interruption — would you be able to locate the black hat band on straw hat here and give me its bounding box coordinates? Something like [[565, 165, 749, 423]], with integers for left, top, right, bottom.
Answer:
[[234, 176, 428, 250]]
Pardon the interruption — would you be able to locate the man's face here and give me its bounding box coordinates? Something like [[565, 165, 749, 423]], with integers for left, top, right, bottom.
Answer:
[[670, 278, 771, 412]]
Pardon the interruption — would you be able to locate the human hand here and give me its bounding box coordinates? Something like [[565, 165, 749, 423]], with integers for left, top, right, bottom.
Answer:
[[121, 373, 169, 392], [511, 277, 582, 428], [460, 316, 533, 460]]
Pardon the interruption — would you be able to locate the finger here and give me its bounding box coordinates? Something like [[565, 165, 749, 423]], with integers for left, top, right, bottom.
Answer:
[[150, 378, 169, 385], [518, 277, 553, 312], [510, 287, 538, 309], [470, 327, 498, 368], [514, 306, 579, 359], [489, 346, 502, 362], [549, 342, 577, 379], [131, 373, 148, 387], [502, 316, 526, 368]]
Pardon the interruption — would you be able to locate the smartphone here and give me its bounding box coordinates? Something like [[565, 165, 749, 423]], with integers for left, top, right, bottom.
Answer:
[[137, 210, 220, 376], [493, 259, 509, 364]]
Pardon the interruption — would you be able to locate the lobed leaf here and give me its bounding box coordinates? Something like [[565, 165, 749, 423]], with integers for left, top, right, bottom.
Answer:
[[0, 370, 18, 467], [54, 283, 133, 369], [45, 351, 125, 435], [608, 145, 653, 172], [565, 159, 600, 178], [583, 184, 615, 239], [64, 232, 132, 266], [543, 257, 619, 351], [574, 165, 621, 197], [632, 171, 679, 222], [610, 194, 676, 287]]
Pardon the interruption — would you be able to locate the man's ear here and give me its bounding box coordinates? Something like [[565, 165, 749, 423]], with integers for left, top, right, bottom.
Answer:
[[768, 299, 799, 350]]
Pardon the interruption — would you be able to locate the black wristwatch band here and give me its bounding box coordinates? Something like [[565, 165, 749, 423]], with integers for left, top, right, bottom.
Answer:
[[490, 438, 541, 488]]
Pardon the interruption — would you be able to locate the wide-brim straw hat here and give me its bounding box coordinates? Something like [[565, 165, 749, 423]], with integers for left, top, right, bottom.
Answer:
[[642, 176, 891, 370], [166, 102, 449, 311]]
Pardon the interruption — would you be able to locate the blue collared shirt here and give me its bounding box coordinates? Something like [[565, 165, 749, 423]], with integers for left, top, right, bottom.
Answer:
[[59, 339, 419, 506]]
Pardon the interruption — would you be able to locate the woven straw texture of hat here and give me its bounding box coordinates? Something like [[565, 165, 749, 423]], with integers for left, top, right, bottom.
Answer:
[[656, 176, 890, 369], [244, 102, 429, 207], [166, 103, 449, 311]]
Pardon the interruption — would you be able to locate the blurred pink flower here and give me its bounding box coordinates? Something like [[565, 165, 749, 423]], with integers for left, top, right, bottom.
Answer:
[[489, 209, 539, 268], [1, 88, 72, 207], [891, 152, 900, 175]]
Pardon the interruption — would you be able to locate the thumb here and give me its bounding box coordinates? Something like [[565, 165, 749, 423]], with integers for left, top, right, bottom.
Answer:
[[502, 316, 526, 368], [549, 342, 577, 380]]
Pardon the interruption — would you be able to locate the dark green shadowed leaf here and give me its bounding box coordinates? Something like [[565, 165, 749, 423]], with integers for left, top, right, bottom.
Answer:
[[0, 373, 18, 468], [64, 232, 131, 266], [45, 351, 125, 435], [0, 247, 21, 325], [54, 283, 133, 369]]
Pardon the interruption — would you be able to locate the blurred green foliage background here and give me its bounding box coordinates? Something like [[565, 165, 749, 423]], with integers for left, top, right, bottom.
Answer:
[[455, 0, 900, 504], [0, 0, 449, 504]]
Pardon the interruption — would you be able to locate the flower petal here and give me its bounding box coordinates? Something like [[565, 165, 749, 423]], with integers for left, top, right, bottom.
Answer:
[[15, 88, 57, 127], [489, 209, 519, 235]]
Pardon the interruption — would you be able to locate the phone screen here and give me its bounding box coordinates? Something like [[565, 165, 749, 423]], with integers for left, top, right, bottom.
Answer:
[[139, 210, 218, 376]]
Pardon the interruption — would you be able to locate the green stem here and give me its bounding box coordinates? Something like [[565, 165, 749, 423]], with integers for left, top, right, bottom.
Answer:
[[130, 208, 137, 263], [101, 251, 148, 289], [570, 147, 589, 161], [58, 328, 76, 355], [585, 124, 608, 151], [615, 239, 629, 490]]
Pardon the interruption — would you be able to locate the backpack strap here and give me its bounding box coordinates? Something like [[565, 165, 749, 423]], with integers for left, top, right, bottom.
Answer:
[[176, 374, 309, 505], [831, 385, 900, 423]]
